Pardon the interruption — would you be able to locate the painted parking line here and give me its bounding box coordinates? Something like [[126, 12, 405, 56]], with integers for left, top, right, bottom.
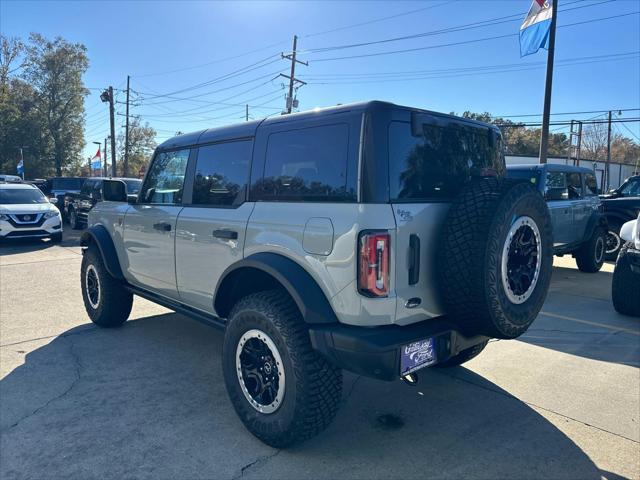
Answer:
[[540, 311, 640, 336]]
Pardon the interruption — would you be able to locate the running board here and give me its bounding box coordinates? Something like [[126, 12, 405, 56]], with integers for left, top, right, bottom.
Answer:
[[126, 285, 227, 330]]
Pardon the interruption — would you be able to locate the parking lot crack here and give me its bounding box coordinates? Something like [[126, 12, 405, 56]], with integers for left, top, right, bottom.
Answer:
[[2, 335, 82, 433], [232, 450, 281, 479]]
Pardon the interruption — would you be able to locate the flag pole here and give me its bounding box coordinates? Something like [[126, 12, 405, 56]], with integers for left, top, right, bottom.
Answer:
[[538, 0, 558, 164]]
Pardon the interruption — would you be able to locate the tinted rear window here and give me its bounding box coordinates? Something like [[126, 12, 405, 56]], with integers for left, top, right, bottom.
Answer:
[[51, 178, 84, 190], [389, 121, 505, 201], [252, 123, 353, 202]]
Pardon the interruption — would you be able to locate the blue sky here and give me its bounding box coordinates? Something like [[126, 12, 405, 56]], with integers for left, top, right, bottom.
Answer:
[[2, 0, 639, 160]]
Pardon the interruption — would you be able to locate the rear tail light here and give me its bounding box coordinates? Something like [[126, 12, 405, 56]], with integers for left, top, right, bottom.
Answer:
[[358, 231, 390, 297]]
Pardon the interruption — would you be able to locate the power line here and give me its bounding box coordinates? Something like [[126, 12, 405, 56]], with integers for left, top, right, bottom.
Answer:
[[498, 107, 640, 119], [496, 118, 640, 127], [304, 0, 610, 54], [132, 39, 289, 78], [308, 11, 640, 62], [302, 52, 638, 84], [134, 55, 281, 100], [304, 1, 454, 38]]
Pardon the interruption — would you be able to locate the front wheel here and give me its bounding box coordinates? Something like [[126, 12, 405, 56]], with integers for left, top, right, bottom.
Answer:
[[222, 290, 342, 448], [605, 221, 623, 261], [81, 246, 133, 327], [575, 227, 606, 273], [612, 244, 640, 317], [69, 209, 81, 230]]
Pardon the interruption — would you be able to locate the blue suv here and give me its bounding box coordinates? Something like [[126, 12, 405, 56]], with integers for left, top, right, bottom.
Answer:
[[507, 164, 607, 272]]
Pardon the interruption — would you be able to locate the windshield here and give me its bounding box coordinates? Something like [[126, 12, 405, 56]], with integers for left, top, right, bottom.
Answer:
[[0, 188, 48, 204], [51, 178, 85, 190], [619, 178, 640, 196], [123, 179, 142, 194]]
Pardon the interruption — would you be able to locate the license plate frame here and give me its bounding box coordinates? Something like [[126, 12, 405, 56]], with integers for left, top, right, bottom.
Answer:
[[400, 337, 437, 375]]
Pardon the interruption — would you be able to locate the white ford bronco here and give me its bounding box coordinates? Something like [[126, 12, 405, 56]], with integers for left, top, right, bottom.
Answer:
[[80, 101, 553, 447]]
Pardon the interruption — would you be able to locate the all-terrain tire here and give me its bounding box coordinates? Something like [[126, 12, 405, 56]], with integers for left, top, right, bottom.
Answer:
[[69, 208, 81, 230], [605, 220, 623, 261], [612, 244, 640, 317], [575, 226, 606, 273], [435, 340, 489, 368], [439, 178, 553, 339], [81, 245, 133, 327], [222, 290, 342, 448]]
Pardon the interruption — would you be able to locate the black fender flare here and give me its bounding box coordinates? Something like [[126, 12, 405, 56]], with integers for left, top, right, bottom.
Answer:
[[214, 252, 338, 324], [582, 213, 608, 242], [80, 225, 124, 280]]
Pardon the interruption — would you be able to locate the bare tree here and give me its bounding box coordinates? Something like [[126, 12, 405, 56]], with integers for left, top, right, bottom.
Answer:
[[581, 122, 609, 161], [0, 35, 25, 89]]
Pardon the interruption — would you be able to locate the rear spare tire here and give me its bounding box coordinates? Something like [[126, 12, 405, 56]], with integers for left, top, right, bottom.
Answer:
[[439, 178, 553, 339]]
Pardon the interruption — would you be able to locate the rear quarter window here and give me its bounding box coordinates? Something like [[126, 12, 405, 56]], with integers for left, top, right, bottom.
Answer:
[[252, 123, 354, 202]]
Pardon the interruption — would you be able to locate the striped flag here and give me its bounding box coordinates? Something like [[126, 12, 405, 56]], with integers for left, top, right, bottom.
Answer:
[[16, 159, 24, 175], [90, 148, 102, 170], [520, 0, 553, 57]]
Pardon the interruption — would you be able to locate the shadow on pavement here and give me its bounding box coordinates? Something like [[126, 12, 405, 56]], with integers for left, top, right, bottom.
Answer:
[[518, 266, 640, 368], [0, 228, 82, 257], [0, 313, 606, 479]]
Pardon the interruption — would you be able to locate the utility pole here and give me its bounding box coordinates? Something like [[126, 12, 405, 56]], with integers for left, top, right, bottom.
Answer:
[[606, 110, 612, 191], [104, 137, 109, 177], [538, 0, 558, 164], [101, 86, 117, 176], [246, 104, 249, 122], [280, 35, 308, 114], [124, 75, 130, 177]]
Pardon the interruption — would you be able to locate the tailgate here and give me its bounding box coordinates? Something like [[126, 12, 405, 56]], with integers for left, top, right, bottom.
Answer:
[[391, 203, 450, 325]]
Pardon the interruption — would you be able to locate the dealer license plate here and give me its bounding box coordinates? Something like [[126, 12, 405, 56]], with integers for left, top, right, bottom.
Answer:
[[401, 337, 437, 375]]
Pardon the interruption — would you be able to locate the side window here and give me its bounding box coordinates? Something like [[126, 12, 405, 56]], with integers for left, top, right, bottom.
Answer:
[[141, 149, 190, 204], [620, 178, 640, 197], [545, 171, 568, 201], [253, 123, 352, 202], [584, 173, 598, 196], [80, 180, 93, 195], [566, 172, 582, 199], [93, 181, 103, 199], [192, 140, 252, 206]]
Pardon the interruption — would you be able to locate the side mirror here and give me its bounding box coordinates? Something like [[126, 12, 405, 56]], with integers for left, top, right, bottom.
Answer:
[[102, 180, 128, 202], [48, 197, 58, 204], [545, 187, 568, 201], [127, 194, 138, 204]]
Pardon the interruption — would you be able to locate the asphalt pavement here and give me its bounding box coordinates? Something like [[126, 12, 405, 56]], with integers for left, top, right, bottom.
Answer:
[[1, 230, 638, 479]]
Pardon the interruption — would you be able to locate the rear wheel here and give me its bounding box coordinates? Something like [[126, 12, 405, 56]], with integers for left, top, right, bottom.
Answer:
[[439, 178, 553, 339], [612, 244, 640, 317], [575, 227, 606, 273], [81, 246, 133, 327], [222, 290, 342, 448]]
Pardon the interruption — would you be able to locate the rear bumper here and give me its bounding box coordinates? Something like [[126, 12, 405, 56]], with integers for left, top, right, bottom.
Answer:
[[309, 317, 488, 381]]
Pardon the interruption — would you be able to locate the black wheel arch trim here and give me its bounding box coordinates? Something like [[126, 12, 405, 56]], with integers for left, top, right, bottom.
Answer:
[[582, 213, 608, 243], [214, 252, 338, 324], [80, 225, 125, 280]]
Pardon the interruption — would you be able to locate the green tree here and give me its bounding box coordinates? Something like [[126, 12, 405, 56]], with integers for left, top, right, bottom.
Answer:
[[23, 33, 89, 176], [117, 118, 157, 177]]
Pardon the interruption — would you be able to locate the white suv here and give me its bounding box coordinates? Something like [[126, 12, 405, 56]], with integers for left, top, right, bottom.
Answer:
[[0, 183, 63, 242]]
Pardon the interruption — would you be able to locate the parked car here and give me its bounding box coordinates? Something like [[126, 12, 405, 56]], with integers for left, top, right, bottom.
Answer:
[[507, 164, 607, 272], [65, 177, 142, 230], [612, 213, 640, 317], [79, 101, 554, 447], [26, 178, 49, 193], [0, 183, 62, 242], [44, 177, 85, 218], [0, 174, 23, 183], [600, 175, 640, 260]]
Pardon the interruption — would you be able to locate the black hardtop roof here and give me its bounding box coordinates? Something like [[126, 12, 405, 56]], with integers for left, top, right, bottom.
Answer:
[[156, 100, 498, 150], [507, 163, 595, 174]]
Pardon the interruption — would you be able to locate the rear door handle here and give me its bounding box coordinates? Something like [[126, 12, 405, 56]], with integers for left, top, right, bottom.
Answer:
[[213, 229, 238, 240], [153, 222, 171, 232]]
